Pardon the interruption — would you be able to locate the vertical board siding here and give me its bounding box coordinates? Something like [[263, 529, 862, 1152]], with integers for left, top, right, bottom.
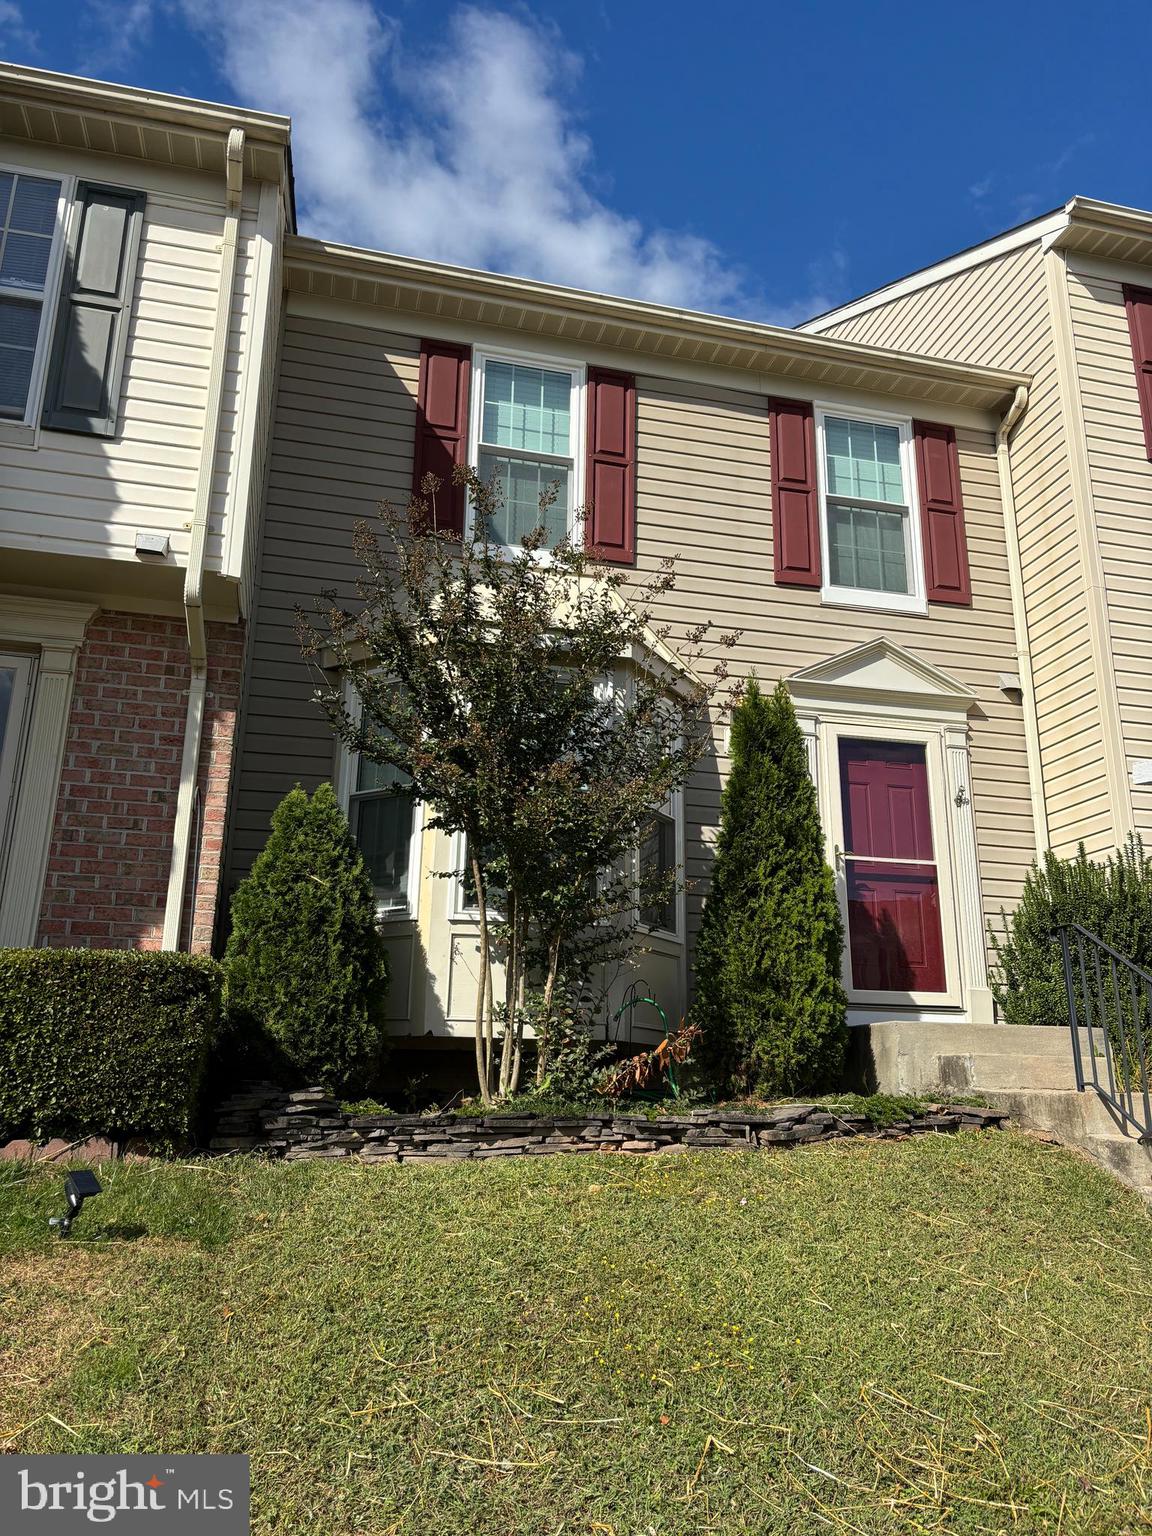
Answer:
[[1067, 258, 1152, 839], [631, 374, 1035, 965], [823, 245, 1114, 856]]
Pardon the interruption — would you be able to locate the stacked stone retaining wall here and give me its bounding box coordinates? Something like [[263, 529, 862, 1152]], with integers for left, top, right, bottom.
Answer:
[[212, 1085, 1007, 1162]]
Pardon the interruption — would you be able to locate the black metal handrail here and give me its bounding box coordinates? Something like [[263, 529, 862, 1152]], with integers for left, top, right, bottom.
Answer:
[[1057, 923, 1152, 1143]]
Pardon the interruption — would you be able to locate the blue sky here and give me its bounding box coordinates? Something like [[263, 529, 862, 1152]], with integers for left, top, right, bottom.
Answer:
[[3, 0, 1150, 322]]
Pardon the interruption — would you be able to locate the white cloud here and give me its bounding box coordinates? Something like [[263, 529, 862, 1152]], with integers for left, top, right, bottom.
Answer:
[[176, 0, 823, 317], [76, 0, 157, 78], [0, 0, 38, 57], [63, 0, 846, 320]]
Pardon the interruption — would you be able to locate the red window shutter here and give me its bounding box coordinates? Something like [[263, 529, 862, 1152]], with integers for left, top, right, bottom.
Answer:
[[412, 340, 471, 536], [584, 368, 636, 563], [1123, 285, 1152, 460], [913, 421, 972, 605], [768, 397, 820, 587]]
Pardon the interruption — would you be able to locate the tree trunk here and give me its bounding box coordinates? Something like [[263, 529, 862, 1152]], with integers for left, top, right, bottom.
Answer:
[[535, 931, 563, 1086], [508, 951, 527, 1096], [498, 893, 519, 1099], [471, 848, 494, 1103]]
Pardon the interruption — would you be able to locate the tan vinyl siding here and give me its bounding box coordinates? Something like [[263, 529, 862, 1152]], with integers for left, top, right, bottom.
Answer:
[[632, 375, 1035, 962], [1065, 257, 1152, 840], [231, 314, 1034, 1002], [824, 246, 1116, 857]]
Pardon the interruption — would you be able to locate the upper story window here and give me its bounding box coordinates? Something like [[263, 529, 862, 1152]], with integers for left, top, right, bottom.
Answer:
[[0, 170, 68, 423], [816, 409, 927, 615], [470, 351, 584, 550]]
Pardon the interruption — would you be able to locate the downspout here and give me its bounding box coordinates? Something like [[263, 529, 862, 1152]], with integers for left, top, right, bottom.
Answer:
[[995, 383, 1050, 856], [162, 127, 245, 950]]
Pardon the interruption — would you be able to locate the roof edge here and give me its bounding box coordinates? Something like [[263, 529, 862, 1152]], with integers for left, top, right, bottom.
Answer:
[[286, 235, 1030, 409], [0, 60, 293, 143]]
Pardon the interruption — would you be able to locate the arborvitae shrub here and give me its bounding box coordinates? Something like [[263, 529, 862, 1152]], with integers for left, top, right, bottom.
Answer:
[[990, 835, 1152, 1027], [223, 783, 389, 1092], [0, 949, 220, 1144], [693, 678, 847, 1096]]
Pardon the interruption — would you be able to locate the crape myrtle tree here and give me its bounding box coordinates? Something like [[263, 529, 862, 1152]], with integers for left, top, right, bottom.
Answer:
[[694, 677, 847, 1096], [297, 465, 739, 1102]]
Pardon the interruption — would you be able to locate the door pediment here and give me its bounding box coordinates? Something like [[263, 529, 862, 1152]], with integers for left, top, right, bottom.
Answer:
[[787, 638, 975, 713]]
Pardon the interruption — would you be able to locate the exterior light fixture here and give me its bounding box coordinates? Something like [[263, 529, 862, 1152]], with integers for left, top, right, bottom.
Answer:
[[49, 1169, 103, 1236]]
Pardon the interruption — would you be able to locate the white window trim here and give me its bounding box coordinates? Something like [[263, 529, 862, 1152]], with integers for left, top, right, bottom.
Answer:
[[466, 345, 587, 555], [815, 403, 928, 616], [447, 829, 504, 923], [0, 164, 76, 434], [333, 681, 423, 922]]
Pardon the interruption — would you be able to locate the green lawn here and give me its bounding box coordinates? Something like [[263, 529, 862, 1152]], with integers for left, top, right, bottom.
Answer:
[[2, 1132, 1150, 1535]]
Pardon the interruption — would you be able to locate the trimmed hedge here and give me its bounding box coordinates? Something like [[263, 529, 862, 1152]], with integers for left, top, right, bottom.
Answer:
[[0, 949, 221, 1145]]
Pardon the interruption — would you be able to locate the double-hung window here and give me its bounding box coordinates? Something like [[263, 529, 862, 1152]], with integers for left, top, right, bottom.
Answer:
[[0, 169, 69, 424], [347, 756, 418, 915], [637, 782, 683, 939], [470, 352, 583, 550], [817, 411, 926, 614]]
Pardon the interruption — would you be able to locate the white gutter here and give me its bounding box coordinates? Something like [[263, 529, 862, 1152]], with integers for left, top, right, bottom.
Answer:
[[995, 384, 1049, 856], [162, 126, 245, 950]]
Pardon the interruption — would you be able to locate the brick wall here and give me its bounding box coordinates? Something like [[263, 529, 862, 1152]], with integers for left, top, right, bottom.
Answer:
[[37, 611, 244, 953]]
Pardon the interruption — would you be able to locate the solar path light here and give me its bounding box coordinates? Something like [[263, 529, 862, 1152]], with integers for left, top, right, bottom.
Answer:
[[49, 1169, 103, 1236]]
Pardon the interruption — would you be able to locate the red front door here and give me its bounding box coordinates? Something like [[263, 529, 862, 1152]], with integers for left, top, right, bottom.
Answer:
[[838, 739, 947, 993]]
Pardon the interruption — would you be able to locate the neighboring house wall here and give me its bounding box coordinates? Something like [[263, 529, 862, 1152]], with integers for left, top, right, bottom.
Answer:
[[818, 245, 1120, 857], [228, 304, 1036, 1038], [817, 239, 1150, 859], [0, 142, 271, 595], [0, 72, 289, 950], [1063, 254, 1152, 841]]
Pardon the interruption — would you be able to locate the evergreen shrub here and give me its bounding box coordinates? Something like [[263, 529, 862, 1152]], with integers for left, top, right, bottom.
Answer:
[[693, 678, 847, 1095], [990, 835, 1152, 1027], [0, 948, 220, 1143], [223, 783, 389, 1092]]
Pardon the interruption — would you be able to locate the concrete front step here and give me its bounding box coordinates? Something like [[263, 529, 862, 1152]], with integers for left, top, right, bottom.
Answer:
[[849, 1021, 1152, 1196], [980, 1088, 1152, 1193], [853, 1021, 1098, 1096]]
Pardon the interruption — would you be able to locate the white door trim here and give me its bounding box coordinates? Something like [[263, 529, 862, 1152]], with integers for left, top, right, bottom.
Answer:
[[788, 638, 991, 1023]]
